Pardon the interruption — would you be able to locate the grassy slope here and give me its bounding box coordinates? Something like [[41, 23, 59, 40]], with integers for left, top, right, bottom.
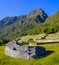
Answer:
[[0, 44, 59, 65]]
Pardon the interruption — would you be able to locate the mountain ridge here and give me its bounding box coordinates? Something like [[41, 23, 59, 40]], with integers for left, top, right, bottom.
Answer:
[[0, 8, 48, 28], [0, 8, 48, 40]]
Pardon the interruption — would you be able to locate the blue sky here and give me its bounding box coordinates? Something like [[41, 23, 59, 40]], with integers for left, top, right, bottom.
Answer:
[[0, 0, 59, 20]]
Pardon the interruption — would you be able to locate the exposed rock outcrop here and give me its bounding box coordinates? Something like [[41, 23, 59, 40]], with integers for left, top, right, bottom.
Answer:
[[5, 41, 47, 60]]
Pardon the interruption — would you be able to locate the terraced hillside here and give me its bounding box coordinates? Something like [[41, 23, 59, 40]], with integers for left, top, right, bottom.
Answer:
[[18, 32, 59, 45]]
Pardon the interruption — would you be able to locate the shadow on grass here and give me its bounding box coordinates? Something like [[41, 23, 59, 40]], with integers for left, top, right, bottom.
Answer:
[[44, 50, 54, 57], [37, 42, 59, 45], [34, 50, 54, 59], [0, 44, 6, 46]]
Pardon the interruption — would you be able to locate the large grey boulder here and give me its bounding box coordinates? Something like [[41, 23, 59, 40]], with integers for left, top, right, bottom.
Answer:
[[5, 41, 47, 60]]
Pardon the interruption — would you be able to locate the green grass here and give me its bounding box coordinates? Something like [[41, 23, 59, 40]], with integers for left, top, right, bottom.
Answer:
[[0, 43, 59, 65]]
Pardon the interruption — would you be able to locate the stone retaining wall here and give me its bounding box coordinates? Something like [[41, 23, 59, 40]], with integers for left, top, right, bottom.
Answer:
[[36, 40, 59, 43]]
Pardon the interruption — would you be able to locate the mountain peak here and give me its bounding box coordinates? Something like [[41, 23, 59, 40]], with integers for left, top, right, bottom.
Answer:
[[27, 8, 48, 19], [33, 8, 43, 14]]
